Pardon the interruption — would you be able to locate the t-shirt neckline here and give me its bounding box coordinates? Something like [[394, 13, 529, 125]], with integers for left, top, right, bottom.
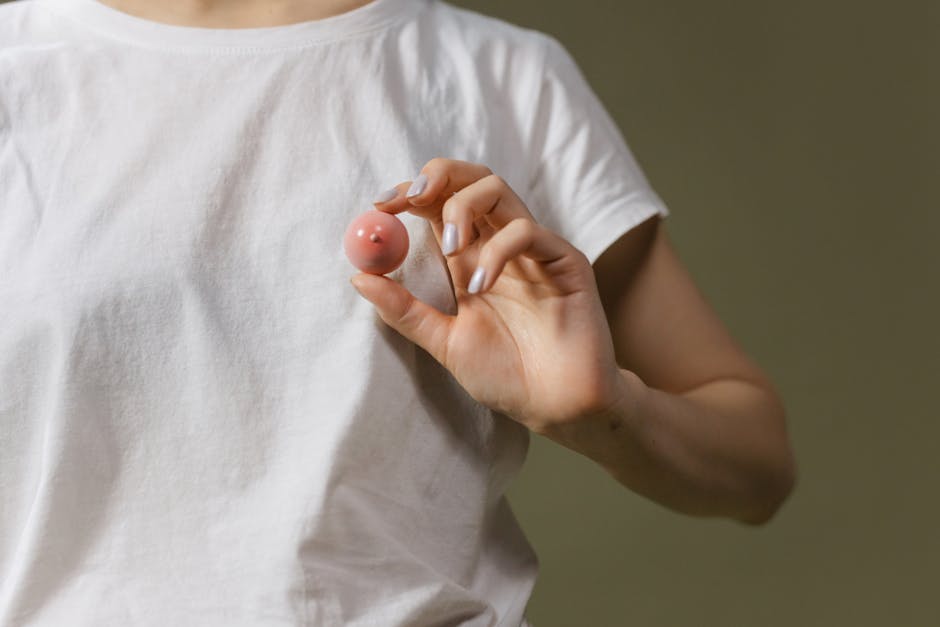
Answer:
[[38, 0, 423, 50]]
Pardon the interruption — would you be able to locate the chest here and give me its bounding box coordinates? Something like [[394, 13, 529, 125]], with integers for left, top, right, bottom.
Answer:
[[0, 48, 528, 306]]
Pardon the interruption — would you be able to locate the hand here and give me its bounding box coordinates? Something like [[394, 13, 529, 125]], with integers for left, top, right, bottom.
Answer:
[[350, 158, 627, 434]]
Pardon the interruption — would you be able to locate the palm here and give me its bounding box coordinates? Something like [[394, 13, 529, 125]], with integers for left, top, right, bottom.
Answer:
[[438, 225, 620, 430]]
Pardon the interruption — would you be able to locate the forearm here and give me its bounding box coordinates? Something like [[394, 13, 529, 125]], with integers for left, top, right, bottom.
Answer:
[[538, 369, 797, 525]]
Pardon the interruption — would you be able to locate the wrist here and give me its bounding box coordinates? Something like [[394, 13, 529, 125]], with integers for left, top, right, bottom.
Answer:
[[539, 368, 651, 469]]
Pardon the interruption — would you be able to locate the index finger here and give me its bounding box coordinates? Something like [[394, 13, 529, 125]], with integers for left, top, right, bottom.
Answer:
[[372, 158, 493, 223]]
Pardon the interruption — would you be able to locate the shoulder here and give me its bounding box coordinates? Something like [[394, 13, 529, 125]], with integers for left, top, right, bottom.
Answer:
[[420, 1, 565, 77], [424, 1, 548, 47]]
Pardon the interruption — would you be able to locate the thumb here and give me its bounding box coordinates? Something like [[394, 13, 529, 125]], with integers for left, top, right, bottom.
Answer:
[[350, 273, 453, 366]]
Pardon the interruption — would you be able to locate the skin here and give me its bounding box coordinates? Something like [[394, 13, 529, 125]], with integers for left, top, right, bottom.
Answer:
[[365, 161, 796, 526], [104, 1, 797, 525], [97, 0, 375, 27]]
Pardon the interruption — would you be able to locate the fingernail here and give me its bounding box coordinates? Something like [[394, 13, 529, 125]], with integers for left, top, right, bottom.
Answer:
[[406, 173, 428, 198], [441, 222, 458, 256], [373, 187, 398, 203], [468, 266, 486, 294]]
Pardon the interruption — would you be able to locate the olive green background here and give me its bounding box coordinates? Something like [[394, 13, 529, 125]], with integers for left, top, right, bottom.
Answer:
[[3, 0, 934, 625], [449, 1, 937, 625]]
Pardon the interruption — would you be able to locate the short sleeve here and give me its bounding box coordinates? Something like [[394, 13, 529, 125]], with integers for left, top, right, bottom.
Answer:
[[523, 34, 669, 265]]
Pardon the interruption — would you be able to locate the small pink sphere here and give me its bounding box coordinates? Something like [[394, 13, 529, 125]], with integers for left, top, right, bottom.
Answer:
[[343, 209, 410, 275]]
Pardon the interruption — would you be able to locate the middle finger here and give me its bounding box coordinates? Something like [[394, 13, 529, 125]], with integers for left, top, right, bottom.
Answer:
[[438, 174, 536, 257]]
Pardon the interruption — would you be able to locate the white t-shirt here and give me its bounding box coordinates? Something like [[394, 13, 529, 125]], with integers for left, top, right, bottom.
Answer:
[[0, 0, 669, 624]]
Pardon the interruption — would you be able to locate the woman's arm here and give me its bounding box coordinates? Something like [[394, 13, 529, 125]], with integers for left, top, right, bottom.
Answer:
[[557, 216, 797, 525], [355, 159, 796, 527]]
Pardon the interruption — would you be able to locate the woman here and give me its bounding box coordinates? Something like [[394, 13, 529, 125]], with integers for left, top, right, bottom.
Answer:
[[0, 0, 796, 624]]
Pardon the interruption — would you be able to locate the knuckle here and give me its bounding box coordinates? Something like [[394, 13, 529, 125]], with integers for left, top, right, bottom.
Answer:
[[398, 296, 422, 328], [509, 216, 536, 237], [441, 196, 464, 222], [425, 156, 450, 172], [575, 248, 591, 267], [483, 173, 507, 189], [480, 163, 493, 176]]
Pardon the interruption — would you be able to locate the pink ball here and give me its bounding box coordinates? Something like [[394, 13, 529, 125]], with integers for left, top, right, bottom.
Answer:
[[343, 209, 410, 275]]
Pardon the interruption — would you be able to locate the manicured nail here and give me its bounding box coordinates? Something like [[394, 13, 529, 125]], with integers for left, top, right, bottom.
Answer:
[[468, 266, 486, 294], [441, 222, 458, 256], [406, 173, 428, 198], [373, 187, 398, 203]]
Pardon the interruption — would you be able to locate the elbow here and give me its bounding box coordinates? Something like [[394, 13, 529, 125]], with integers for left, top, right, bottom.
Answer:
[[736, 449, 798, 527], [736, 388, 797, 527]]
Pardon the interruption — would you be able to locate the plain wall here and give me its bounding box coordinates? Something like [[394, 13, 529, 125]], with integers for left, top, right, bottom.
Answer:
[[448, 1, 937, 625]]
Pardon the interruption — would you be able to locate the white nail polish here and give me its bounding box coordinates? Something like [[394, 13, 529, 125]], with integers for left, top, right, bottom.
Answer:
[[406, 173, 428, 198], [374, 187, 398, 203], [441, 222, 458, 256], [468, 266, 486, 294]]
